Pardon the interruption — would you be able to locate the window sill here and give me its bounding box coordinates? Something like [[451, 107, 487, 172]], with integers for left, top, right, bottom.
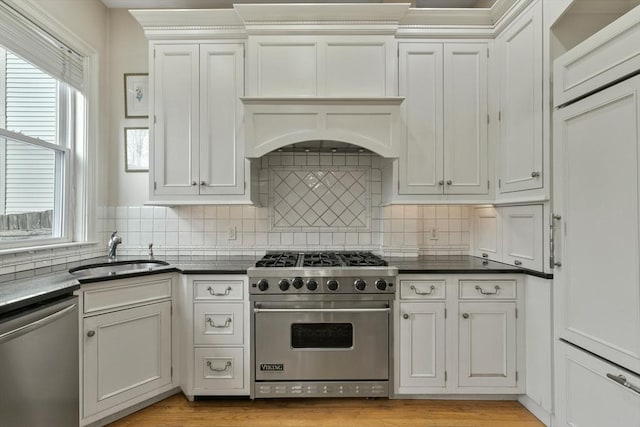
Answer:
[[0, 241, 99, 257]]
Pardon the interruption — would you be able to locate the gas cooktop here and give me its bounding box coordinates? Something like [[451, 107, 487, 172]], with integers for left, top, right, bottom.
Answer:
[[254, 251, 388, 268]]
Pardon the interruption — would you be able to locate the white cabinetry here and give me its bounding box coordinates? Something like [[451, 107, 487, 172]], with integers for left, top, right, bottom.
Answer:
[[555, 341, 640, 427], [178, 275, 249, 399], [393, 42, 489, 201], [495, 0, 543, 196], [79, 275, 174, 425], [152, 43, 255, 204], [395, 274, 524, 395], [554, 73, 640, 374], [472, 204, 544, 271]]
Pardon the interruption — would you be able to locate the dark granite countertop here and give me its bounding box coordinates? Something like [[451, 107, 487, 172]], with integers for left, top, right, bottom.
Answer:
[[0, 254, 551, 316]]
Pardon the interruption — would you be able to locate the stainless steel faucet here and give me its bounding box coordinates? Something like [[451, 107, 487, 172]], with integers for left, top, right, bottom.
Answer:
[[107, 231, 122, 260]]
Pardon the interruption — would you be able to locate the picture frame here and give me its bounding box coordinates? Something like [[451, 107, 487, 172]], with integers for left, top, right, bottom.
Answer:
[[124, 127, 149, 172], [124, 73, 149, 118]]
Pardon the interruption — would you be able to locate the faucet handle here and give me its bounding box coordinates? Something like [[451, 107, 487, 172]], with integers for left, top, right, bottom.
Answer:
[[110, 231, 118, 238], [148, 243, 154, 259]]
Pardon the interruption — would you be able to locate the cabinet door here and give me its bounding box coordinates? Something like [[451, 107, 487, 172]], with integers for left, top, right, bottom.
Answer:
[[554, 74, 640, 373], [497, 0, 543, 194], [83, 301, 172, 418], [458, 302, 517, 388], [398, 43, 443, 195], [555, 341, 640, 427], [153, 44, 200, 196], [443, 43, 488, 195], [199, 44, 245, 195], [472, 206, 502, 261], [397, 302, 446, 390], [502, 204, 543, 271]]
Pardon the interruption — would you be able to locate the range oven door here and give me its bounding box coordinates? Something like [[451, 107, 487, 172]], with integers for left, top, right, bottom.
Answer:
[[253, 300, 390, 382]]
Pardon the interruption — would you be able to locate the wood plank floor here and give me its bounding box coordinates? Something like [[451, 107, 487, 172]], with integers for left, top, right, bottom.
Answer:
[[108, 394, 544, 427]]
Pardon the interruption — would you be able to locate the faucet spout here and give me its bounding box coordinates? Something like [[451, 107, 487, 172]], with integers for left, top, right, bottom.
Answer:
[[107, 231, 122, 261]]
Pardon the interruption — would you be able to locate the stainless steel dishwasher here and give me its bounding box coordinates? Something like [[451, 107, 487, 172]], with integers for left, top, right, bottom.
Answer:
[[0, 295, 79, 427]]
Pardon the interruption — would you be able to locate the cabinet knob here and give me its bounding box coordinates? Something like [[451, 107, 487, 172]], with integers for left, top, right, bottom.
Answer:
[[200, 181, 206, 186], [446, 180, 452, 185], [462, 313, 469, 319], [191, 181, 197, 186], [481, 253, 488, 258], [403, 313, 409, 320], [438, 180, 444, 186], [87, 330, 95, 337], [531, 171, 540, 178], [514, 260, 522, 266]]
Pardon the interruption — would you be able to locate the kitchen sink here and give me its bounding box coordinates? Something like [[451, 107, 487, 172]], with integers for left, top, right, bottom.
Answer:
[[69, 260, 170, 278]]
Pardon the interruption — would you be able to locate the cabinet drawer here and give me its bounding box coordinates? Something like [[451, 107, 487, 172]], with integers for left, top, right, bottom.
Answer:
[[194, 347, 244, 391], [194, 303, 244, 345], [459, 280, 516, 300], [83, 278, 172, 314], [400, 279, 446, 300], [194, 279, 244, 301]]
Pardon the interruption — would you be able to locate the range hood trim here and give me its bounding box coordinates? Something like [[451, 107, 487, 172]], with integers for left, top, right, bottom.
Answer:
[[242, 97, 405, 159]]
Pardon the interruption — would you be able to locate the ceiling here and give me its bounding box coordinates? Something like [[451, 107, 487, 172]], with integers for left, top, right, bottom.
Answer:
[[100, 0, 496, 9]]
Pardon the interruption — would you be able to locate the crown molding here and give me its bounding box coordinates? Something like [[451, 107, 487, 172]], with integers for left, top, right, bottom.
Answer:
[[129, 9, 247, 39]]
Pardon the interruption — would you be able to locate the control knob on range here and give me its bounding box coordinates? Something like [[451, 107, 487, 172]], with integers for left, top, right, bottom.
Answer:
[[292, 277, 304, 289], [327, 279, 339, 291], [278, 279, 290, 291], [375, 279, 387, 291], [257, 279, 269, 292], [354, 279, 367, 291], [306, 279, 318, 291]]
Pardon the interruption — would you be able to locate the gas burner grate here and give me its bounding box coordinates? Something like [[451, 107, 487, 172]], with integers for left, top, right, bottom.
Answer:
[[339, 252, 388, 267], [255, 252, 299, 268], [302, 252, 343, 267]]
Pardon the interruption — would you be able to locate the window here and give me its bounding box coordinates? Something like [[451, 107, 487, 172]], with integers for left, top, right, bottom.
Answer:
[[0, 0, 85, 248]]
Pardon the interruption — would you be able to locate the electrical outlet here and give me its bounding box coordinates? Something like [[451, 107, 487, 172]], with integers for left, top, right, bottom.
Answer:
[[429, 228, 438, 240], [228, 226, 237, 240]]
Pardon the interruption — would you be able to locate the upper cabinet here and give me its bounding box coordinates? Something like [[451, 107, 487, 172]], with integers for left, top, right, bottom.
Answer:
[[495, 0, 543, 197], [151, 43, 256, 204], [391, 42, 489, 202]]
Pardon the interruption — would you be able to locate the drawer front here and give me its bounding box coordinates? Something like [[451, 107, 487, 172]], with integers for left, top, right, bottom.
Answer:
[[459, 280, 516, 300], [400, 279, 446, 300], [194, 302, 244, 345], [83, 278, 172, 314], [194, 347, 244, 391], [194, 279, 244, 301]]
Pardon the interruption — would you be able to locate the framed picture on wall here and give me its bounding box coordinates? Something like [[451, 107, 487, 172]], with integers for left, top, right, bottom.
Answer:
[[124, 127, 149, 172], [124, 73, 148, 118]]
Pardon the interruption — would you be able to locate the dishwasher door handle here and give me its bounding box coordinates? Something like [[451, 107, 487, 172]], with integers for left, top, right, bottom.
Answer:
[[253, 308, 391, 313], [0, 303, 77, 344]]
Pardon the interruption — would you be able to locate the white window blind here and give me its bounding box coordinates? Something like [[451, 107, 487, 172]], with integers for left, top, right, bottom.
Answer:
[[0, 1, 84, 91]]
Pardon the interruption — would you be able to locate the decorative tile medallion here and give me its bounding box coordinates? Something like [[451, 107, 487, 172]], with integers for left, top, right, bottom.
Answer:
[[271, 168, 370, 230]]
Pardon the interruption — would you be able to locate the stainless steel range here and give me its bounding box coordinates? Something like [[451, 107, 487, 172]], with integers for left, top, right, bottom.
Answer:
[[248, 251, 397, 399]]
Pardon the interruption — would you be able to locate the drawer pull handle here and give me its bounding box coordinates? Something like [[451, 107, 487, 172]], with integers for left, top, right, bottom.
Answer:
[[475, 285, 500, 295], [207, 360, 232, 372], [514, 260, 522, 266], [206, 317, 232, 328], [607, 373, 640, 395], [207, 286, 232, 297], [411, 285, 435, 296]]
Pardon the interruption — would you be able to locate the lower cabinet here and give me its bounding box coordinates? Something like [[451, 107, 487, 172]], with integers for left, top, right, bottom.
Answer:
[[555, 341, 640, 427], [79, 275, 175, 425], [395, 274, 524, 395], [178, 275, 249, 398]]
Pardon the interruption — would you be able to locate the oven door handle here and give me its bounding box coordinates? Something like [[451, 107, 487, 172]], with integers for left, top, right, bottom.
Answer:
[[253, 308, 391, 313]]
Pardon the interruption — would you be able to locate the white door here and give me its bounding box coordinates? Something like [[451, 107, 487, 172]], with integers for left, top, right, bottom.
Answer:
[[497, 0, 543, 194], [443, 43, 489, 195], [199, 44, 245, 196], [83, 301, 172, 418], [397, 302, 446, 390], [458, 302, 517, 388], [555, 341, 640, 427], [554, 74, 640, 373], [502, 204, 543, 271], [472, 206, 502, 261], [153, 44, 200, 196], [398, 43, 444, 195]]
